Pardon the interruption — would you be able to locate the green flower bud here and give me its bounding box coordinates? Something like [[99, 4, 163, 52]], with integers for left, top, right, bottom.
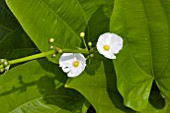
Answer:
[[48, 38, 55, 43], [90, 54, 94, 58], [50, 45, 54, 49], [80, 32, 85, 38], [51, 54, 57, 58], [88, 42, 92, 47], [2, 60, 9, 67], [0, 68, 4, 73], [58, 49, 63, 54]]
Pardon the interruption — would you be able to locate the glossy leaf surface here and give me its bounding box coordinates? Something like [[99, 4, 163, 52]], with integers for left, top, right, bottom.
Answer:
[[0, 59, 85, 113], [110, 0, 170, 111], [66, 60, 136, 113]]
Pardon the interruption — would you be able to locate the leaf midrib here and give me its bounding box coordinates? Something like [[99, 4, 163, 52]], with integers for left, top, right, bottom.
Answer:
[[121, 0, 152, 79], [156, 0, 170, 77], [41, 0, 86, 42], [125, 0, 170, 78], [140, 0, 154, 77]]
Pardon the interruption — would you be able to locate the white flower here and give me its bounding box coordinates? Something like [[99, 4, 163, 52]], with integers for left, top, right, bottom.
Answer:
[[59, 53, 86, 77], [96, 32, 123, 59]]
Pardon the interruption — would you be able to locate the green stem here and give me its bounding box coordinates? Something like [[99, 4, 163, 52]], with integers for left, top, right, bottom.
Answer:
[[82, 38, 88, 51], [0, 50, 55, 70], [9, 50, 56, 65], [0, 49, 90, 70], [63, 49, 89, 54]]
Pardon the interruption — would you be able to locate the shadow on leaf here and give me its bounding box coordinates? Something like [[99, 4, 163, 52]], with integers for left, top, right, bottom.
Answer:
[[104, 59, 136, 113], [149, 81, 165, 109], [0, 59, 85, 112]]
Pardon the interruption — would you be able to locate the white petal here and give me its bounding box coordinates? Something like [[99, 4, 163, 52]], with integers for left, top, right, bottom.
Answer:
[[97, 43, 104, 54], [67, 68, 78, 77], [67, 72, 75, 77], [67, 65, 85, 77], [74, 66, 84, 76], [110, 43, 123, 54], [96, 32, 123, 59], [59, 53, 86, 77], [62, 66, 71, 73], [97, 33, 111, 45], [74, 54, 86, 63], [104, 52, 116, 59], [110, 33, 123, 43], [59, 53, 74, 67]]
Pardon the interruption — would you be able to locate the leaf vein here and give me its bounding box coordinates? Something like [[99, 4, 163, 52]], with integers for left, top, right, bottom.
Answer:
[[40, 0, 81, 42]]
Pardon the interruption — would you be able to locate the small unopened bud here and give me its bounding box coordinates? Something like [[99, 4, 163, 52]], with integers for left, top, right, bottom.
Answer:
[[88, 42, 92, 47], [90, 54, 94, 58], [0, 68, 4, 73], [58, 49, 63, 54], [50, 46, 54, 49], [51, 54, 57, 58], [80, 32, 85, 38], [56, 48, 63, 53], [48, 38, 55, 43], [3, 60, 9, 66]]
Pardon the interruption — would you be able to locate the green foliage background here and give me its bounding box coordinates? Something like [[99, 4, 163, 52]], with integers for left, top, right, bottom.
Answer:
[[0, 0, 170, 112]]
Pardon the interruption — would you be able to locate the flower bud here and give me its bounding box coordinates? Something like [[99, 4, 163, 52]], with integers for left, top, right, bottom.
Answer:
[[90, 54, 94, 58], [48, 38, 55, 43], [51, 54, 57, 58], [50, 46, 54, 49], [80, 32, 85, 38], [56, 48, 63, 54], [88, 42, 92, 47], [3, 60, 9, 67], [0, 68, 4, 73]]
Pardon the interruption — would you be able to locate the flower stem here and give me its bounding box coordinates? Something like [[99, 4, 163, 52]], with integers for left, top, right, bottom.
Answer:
[[0, 50, 55, 70], [82, 38, 88, 51], [62, 49, 89, 54], [0, 48, 90, 70], [9, 50, 56, 65]]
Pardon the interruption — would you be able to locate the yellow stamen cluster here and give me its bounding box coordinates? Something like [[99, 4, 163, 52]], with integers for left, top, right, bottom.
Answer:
[[103, 45, 110, 51], [73, 61, 79, 67]]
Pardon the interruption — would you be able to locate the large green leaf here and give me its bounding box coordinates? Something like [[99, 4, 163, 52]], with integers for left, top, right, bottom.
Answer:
[[0, 59, 85, 113], [5, 0, 115, 64], [140, 102, 170, 113], [110, 0, 170, 111], [5, 0, 88, 64], [85, 5, 111, 44], [66, 60, 136, 113], [66, 59, 170, 113], [0, 0, 37, 60], [5, 0, 99, 63]]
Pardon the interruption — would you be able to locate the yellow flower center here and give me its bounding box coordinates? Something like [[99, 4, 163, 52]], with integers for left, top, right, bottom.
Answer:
[[103, 45, 110, 51], [73, 61, 79, 67]]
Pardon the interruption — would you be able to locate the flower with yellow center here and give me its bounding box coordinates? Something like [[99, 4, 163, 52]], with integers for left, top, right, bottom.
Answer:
[[59, 53, 86, 77], [103, 45, 110, 51], [73, 61, 79, 67], [96, 32, 123, 59]]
